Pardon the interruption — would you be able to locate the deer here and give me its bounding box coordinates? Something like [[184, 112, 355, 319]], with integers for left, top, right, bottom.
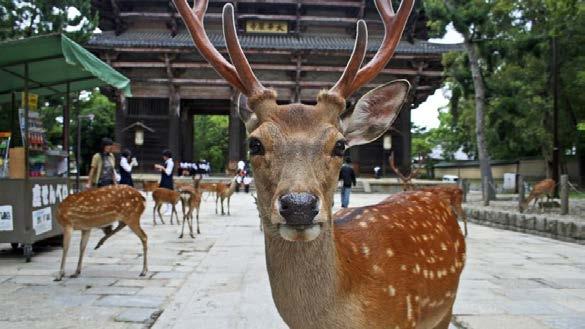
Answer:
[[214, 177, 237, 215], [54, 185, 148, 281], [173, 0, 466, 328], [389, 156, 468, 236], [178, 183, 203, 238], [389, 152, 423, 191], [152, 187, 181, 225], [519, 178, 556, 213]]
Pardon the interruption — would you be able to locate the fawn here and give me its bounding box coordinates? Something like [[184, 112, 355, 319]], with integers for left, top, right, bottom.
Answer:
[[55, 185, 147, 281], [178, 182, 203, 238], [214, 178, 237, 215], [519, 178, 556, 213], [152, 187, 181, 225]]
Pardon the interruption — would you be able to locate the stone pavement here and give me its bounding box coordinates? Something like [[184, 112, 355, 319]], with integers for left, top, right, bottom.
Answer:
[[1, 192, 585, 329]]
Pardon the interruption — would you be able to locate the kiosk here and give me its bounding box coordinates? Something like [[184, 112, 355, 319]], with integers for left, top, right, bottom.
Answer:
[[0, 34, 131, 261]]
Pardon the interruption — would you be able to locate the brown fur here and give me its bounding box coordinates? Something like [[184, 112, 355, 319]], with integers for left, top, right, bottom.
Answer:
[[412, 185, 468, 237], [152, 187, 181, 225], [178, 185, 202, 238], [520, 178, 556, 212], [55, 185, 147, 281], [213, 179, 237, 215]]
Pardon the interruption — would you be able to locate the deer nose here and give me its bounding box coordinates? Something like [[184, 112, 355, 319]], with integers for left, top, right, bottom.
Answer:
[[278, 193, 319, 225]]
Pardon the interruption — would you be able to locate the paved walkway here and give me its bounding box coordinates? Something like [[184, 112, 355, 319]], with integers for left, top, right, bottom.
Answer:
[[1, 193, 584, 328]]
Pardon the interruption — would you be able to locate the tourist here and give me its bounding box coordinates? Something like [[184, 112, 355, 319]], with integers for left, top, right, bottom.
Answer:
[[155, 149, 174, 190], [338, 157, 356, 208], [86, 137, 117, 189]]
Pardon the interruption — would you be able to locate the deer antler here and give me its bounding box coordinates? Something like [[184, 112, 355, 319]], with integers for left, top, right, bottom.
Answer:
[[330, 0, 415, 99], [389, 153, 407, 182], [172, 0, 265, 97]]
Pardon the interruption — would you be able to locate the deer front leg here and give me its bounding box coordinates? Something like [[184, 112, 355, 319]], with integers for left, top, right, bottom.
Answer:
[[227, 196, 231, 216], [127, 221, 148, 277], [179, 212, 187, 239], [221, 197, 225, 216], [173, 204, 180, 225], [215, 194, 219, 214], [55, 226, 73, 281], [152, 204, 158, 225], [71, 229, 91, 278], [195, 208, 200, 235]]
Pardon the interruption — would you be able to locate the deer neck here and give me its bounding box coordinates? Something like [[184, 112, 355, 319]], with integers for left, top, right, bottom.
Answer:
[[261, 210, 348, 327]]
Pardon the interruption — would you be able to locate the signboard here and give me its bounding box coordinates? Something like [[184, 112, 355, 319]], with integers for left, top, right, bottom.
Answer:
[[503, 173, 516, 190], [32, 183, 69, 208], [0, 205, 13, 231], [32, 207, 52, 235], [21, 92, 39, 111], [245, 20, 288, 34]]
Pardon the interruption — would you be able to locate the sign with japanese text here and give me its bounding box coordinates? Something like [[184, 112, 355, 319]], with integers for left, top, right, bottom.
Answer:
[[245, 20, 288, 34], [31, 183, 69, 208], [21, 92, 39, 111]]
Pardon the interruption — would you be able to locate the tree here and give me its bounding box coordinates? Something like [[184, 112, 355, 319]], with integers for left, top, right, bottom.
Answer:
[[426, 0, 504, 199], [0, 0, 96, 42], [193, 115, 229, 173]]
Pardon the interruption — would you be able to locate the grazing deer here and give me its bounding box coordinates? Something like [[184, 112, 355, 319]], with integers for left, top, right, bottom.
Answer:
[[214, 178, 237, 215], [178, 183, 202, 238], [152, 187, 181, 225], [389, 157, 468, 236], [520, 178, 556, 213], [389, 153, 422, 191], [55, 185, 147, 281], [174, 0, 465, 328]]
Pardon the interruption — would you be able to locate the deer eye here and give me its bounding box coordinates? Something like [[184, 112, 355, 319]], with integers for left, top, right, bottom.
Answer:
[[249, 138, 264, 156], [332, 140, 346, 157]]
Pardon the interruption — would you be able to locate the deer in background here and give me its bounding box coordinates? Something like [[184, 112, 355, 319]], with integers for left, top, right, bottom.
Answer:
[[55, 185, 148, 281], [520, 178, 556, 213], [152, 188, 181, 225], [178, 182, 203, 238], [174, 0, 465, 328], [214, 177, 237, 215], [389, 152, 422, 191], [390, 155, 468, 236]]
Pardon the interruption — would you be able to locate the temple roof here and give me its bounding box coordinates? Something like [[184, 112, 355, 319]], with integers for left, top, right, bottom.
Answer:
[[88, 31, 462, 54]]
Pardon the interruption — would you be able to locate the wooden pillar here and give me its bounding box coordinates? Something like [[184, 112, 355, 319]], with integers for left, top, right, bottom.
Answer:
[[349, 147, 360, 175], [180, 108, 193, 162], [396, 108, 412, 176], [228, 93, 241, 173], [168, 89, 180, 160], [560, 174, 569, 215], [115, 92, 127, 145]]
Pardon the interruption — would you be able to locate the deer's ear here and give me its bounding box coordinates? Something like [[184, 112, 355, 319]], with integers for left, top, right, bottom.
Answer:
[[237, 94, 259, 132], [341, 80, 410, 147]]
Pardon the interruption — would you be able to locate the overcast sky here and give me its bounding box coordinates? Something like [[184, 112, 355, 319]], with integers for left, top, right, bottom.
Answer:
[[411, 24, 464, 130]]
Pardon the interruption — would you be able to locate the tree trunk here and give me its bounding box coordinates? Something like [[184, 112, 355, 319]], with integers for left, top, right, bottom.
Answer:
[[462, 38, 496, 200]]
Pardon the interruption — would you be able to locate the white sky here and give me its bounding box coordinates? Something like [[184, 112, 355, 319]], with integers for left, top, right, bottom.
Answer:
[[411, 24, 464, 130]]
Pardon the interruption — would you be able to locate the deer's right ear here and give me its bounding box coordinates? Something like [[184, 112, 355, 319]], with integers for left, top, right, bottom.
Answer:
[[341, 80, 410, 147], [237, 94, 259, 132]]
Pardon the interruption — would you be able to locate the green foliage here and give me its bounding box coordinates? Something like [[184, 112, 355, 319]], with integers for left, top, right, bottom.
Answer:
[[424, 0, 585, 163], [193, 116, 229, 173], [0, 0, 97, 42]]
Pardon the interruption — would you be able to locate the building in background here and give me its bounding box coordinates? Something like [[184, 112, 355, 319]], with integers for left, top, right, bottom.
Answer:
[[88, 0, 460, 174]]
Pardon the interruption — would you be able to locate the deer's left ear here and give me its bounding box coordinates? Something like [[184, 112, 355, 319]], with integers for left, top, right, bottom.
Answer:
[[341, 80, 410, 147]]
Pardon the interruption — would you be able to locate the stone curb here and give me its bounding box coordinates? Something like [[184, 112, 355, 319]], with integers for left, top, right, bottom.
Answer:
[[463, 207, 585, 245]]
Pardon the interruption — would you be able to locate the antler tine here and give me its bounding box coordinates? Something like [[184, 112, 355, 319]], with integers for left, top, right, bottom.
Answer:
[[345, 0, 415, 97], [173, 0, 248, 94], [223, 4, 265, 97], [389, 153, 407, 182], [329, 20, 368, 99]]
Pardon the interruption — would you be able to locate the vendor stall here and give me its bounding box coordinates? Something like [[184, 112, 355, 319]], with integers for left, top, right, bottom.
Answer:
[[0, 34, 131, 261]]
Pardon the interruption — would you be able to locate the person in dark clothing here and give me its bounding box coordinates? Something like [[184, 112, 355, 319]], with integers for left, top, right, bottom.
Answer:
[[338, 157, 357, 208], [119, 149, 137, 186], [155, 149, 174, 190]]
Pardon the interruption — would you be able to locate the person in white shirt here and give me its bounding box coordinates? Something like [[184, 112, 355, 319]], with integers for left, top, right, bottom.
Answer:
[[119, 149, 138, 186], [155, 149, 174, 190]]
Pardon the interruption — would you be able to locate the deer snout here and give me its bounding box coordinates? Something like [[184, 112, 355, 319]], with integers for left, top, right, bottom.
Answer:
[[278, 193, 319, 226]]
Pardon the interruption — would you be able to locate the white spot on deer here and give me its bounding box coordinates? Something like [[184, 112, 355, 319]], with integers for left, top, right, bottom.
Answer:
[[386, 248, 394, 257], [359, 221, 368, 228], [372, 265, 383, 274], [387, 285, 396, 297], [400, 265, 407, 271], [440, 243, 448, 251], [372, 208, 379, 213], [412, 264, 421, 274], [361, 244, 370, 257], [423, 269, 429, 278], [450, 265, 456, 273], [429, 271, 435, 280], [406, 295, 413, 320], [350, 242, 358, 255], [382, 215, 389, 220]]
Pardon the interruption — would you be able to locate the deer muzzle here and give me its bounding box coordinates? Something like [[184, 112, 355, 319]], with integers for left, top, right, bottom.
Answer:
[[277, 192, 322, 242]]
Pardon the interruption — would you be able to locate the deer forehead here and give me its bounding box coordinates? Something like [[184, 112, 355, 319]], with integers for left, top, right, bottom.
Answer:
[[252, 121, 343, 150]]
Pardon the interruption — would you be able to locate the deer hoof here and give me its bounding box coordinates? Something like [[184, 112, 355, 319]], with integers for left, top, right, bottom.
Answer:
[[190, 234, 195, 238], [69, 273, 80, 278], [139, 271, 147, 277], [54, 275, 64, 282], [178, 234, 183, 239]]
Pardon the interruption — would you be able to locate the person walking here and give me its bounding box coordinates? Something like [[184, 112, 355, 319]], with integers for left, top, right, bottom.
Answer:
[[86, 137, 117, 189], [119, 149, 137, 186], [338, 157, 356, 208], [155, 149, 174, 190]]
